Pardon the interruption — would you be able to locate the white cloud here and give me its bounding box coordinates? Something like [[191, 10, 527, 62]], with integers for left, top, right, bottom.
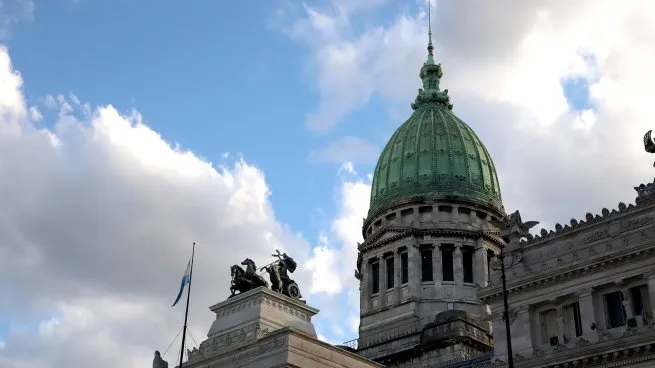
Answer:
[[308, 136, 379, 165], [338, 161, 357, 176], [308, 172, 370, 295], [306, 234, 342, 294], [306, 165, 371, 338], [0, 45, 315, 367], [284, 0, 655, 231]]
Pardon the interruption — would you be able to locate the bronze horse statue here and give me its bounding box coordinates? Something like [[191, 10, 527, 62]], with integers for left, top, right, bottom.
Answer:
[[229, 258, 268, 298]]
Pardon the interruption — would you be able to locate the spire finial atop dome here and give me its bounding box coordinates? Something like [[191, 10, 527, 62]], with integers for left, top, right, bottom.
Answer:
[[427, 1, 434, 63], [411, 2, 453, 111]]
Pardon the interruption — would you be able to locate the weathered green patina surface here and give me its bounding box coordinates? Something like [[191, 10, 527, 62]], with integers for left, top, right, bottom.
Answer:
[[369, 46, 503, 217]]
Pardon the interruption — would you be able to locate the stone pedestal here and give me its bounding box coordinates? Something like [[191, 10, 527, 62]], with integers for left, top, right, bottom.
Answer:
[[181, 287, 383, 368], [206, 286, 317, 341]]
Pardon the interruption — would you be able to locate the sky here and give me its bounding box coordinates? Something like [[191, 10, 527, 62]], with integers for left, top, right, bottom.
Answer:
[[1, 0, 655, 366]]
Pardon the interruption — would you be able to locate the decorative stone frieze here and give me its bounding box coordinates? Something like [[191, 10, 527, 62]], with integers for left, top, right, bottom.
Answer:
[[480, 245, 655, 302], [518, 181, 655, 247]]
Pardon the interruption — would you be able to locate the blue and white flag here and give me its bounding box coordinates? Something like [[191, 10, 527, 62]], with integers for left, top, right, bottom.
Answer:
[[172, 260, 192, 307]]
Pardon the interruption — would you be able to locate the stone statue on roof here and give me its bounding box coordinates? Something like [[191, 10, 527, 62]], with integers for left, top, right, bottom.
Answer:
[[491, 210, 539, 245], [152, 350, 168, 368], [644, 130, 655, 166]]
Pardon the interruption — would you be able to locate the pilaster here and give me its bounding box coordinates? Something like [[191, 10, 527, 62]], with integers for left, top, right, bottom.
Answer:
[[408, 237, 421, 298], [394, 251, 402, 301], [512, 305, 533, 358], [434, 243, 443, 283], [361, 257, 371, 314], [620, 287, 635, 320], [490, 306, 508, 363], [360, 269, 368, 314], [577, 288, 598, 343], [380, 254, 388, 309], [454, 243, 463, 285], [474, 239, 487, 287], [647, 273, 655, 323], [555, 307, 565, 344]]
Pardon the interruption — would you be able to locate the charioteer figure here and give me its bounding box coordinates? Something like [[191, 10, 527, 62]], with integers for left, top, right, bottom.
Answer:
[[261, 250, 302, 299]]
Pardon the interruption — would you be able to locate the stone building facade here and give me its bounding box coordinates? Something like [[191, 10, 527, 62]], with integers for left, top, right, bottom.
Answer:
[[479, 180, 655, 368], [347, 23, 655, 368]]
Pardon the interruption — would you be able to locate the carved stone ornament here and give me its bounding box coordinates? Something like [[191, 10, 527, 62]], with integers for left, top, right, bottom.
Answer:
[[532, 349, 545, 358], [585, 230, 607, 244], [203, 324, 270, 356], [230, 337, 286, 365], [608, 221, 621, 236], [577, 337, 591, 347]]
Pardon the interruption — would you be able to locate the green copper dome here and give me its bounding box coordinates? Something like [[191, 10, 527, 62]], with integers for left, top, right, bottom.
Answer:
[[368, 39, 503, 217]]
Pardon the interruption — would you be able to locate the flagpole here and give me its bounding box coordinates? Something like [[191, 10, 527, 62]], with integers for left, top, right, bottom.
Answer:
[[178, 242, 195, 368]]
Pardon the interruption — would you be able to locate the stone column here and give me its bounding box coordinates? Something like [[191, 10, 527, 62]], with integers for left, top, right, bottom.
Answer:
[[620, 287, 635, 321], [647, 273, 655, 322], [394, 251, 401, 303], [361, 256, 371, 314], [408, 237, 421, 299], [380, 256, 388, 308], [454, 243, 463, 285], [474, 238, 487, 287], [434, 244, 443, 283], [555, 307, 565, 344], [491, 305, 508, 363], [512, 305, 533, 357], [577, 288, 598, 342]]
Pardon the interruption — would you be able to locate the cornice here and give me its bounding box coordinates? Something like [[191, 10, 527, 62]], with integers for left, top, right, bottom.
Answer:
[[520, 198, 655, 248], [480, 245, 655, 302], [511, 328, 655, 368], [362, 196, 507, 236], [359, 225, 504, 251]]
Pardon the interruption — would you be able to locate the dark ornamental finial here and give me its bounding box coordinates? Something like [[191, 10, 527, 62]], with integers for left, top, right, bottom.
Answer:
[[427, 1, 434, 56], [491, 210, 539, 245], [411, 1, 453, 111], [644, 130, 655, 166]]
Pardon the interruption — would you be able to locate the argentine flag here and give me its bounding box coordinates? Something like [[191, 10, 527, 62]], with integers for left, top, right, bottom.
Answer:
[[172, 260, 192, 307]]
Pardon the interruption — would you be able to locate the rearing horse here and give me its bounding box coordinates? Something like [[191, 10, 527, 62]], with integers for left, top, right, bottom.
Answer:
[[241, 258, 268, 288], [229, 265, 246, 297]]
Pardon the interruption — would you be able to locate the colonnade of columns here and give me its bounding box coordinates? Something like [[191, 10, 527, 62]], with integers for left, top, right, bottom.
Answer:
[[360, 237, 492, 313]]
